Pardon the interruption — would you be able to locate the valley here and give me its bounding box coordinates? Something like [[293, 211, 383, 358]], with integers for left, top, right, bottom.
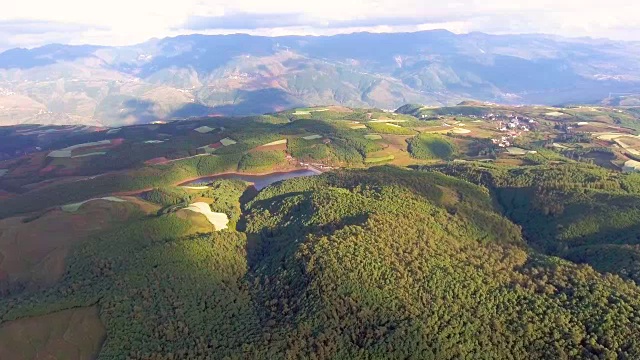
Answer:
[[2, 103, 640, 358]]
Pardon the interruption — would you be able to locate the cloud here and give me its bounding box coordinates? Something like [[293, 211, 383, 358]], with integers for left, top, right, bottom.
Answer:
[[0, 19, 108, 51], [181, 12, 444, 31], [0, 19, 101, 35], [0, 0, 639, 49], [183, 13, 308, 30]]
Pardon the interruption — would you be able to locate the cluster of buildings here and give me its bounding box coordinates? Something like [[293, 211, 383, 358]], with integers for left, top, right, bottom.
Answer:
[[489, 114, 535, 148], [0, 88, 15, 96]]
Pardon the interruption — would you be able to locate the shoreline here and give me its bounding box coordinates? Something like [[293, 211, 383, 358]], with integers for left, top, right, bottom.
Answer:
[[114, 166, 323, 196], [177, 166, 323, 186]]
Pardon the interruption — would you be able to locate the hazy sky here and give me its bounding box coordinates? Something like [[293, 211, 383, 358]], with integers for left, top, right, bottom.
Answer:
[[1, 0, 638, 50]]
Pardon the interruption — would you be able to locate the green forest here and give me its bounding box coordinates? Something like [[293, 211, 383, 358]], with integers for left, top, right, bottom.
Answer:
[[3, 166, 640, 358], [4, 104, 640, 359]]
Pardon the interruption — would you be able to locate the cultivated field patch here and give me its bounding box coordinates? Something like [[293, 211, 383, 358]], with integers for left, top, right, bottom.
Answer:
[[220, 138, 238, 146], [47, 140, 120, 158], [452, 128, 471, 134], [0, 199, 150, 290], [369, 119, 408, 123], [71, 152, 106, 159], [61, 197, 127, 213], [262, 139, 287, 147], [505, 147, 536, 156], [194, 126, 215, 134], [0, 306, 105, 360], [364, 155, 395, 164]]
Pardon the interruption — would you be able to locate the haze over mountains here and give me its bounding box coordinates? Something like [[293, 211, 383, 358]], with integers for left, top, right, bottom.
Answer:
[[1, 30, 640, 126]]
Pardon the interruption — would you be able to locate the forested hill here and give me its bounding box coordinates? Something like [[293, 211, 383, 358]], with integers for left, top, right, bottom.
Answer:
[[3, 166, 640, 358], [430, 161, 640, 283]]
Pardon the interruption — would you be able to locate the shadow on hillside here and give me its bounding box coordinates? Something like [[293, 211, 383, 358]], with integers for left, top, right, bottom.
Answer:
[[169, 88, 303, 119], [119, 99, 159, 124]]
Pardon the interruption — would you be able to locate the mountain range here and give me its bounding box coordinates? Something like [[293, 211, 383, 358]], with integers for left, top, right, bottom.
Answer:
[[1, 30, 640, 126]]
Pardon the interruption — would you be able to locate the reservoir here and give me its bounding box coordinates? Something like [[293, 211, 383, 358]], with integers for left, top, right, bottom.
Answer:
[[181, 169, 320, 190]]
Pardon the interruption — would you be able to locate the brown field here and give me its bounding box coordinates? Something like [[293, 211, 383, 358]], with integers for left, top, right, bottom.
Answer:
[[4, 152, 48, 178], [378, 135, 417, 166], [0, 306, 105, 360], [495, 156, 526, 166], [0, 198, 157, 292], [250, 143, 288, 153], [618, 136, 640, 148]]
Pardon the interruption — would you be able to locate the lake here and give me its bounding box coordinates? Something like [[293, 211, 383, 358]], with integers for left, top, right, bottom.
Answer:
[[181, 169, 320, 190]]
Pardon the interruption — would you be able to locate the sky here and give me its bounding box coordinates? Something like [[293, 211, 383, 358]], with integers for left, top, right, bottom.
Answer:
[[0, 0, 638, 50]]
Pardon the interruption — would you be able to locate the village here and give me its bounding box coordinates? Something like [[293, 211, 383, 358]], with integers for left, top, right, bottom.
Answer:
[[486, 113, 535, 148]]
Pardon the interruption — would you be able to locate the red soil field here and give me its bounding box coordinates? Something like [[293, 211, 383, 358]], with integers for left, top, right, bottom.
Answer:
[[144, 157, 170, 165]]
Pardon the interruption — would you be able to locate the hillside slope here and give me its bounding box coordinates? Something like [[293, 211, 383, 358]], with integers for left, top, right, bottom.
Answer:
[[2, 167, 640, 358]]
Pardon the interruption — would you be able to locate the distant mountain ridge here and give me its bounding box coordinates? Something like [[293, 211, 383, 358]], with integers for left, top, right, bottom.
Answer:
[[1, 30, 640, 126]]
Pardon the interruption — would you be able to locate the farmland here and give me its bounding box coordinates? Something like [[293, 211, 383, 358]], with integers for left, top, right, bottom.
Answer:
[[0, 198, 153, 294], [2, 103, 640, 358], [0, 306, 105, 360], [408, 134, 457, 160]]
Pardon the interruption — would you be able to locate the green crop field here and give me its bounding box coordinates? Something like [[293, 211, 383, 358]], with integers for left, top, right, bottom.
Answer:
[[366, 122, 416, 135], [408, 133, 457, 160], [364, 154, 395, 163]]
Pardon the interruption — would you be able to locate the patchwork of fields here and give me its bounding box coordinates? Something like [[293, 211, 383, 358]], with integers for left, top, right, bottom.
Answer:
[[1, 104, 640, 358]]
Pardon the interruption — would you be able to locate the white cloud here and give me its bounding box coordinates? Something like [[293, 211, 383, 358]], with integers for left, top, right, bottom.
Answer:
[[0, 0, 638, 50]]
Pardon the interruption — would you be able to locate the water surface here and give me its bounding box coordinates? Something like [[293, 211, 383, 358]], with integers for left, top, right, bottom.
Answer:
[[182, 169, 319, 190]]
